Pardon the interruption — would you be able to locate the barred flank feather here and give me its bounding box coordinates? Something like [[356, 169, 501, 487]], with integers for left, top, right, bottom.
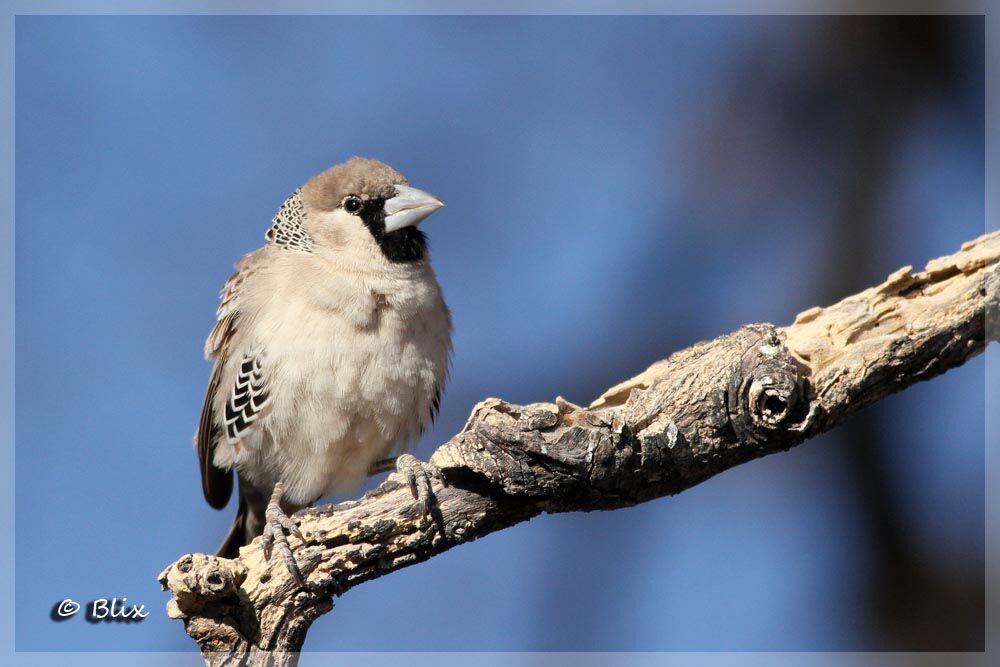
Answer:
[[225, 350, 269, 442]]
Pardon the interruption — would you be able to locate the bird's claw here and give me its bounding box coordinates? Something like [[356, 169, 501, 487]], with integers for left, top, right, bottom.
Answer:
[[394, 453, 440, 519], [261, 481, 305, 587], [369, 454, 441, 518]]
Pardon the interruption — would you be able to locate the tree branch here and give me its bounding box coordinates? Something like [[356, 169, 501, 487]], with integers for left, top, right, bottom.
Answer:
[[160, 231, 1000, 665]]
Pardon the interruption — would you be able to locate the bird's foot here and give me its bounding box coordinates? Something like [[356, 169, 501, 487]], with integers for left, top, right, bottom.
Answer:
[[369, 453, 441, 518], [260, 481, 305, 587]]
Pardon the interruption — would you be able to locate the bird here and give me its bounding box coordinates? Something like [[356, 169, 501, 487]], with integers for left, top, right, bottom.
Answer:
[[195, 157, 451, 584]]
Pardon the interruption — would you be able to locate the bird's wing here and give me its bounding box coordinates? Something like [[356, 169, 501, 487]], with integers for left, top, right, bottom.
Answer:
[[197, 256, 269, 509], [197, 355, 233, 508]]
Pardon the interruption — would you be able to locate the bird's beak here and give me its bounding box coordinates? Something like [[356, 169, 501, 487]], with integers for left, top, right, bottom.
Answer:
[[383, 185, 444, 233]]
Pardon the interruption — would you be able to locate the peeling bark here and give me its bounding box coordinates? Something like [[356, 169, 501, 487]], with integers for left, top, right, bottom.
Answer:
[[160, 231, 999, 666]]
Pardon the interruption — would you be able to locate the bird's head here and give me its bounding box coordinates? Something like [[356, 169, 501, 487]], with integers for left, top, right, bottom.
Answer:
[[271, 157, 443, 263]]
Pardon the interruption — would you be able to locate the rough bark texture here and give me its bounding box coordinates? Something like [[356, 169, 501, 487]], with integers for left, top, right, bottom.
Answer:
[[160, 231, 999, 666]]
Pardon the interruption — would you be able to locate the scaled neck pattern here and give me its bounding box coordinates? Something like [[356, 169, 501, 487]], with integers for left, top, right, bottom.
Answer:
[[265, 189, 314, 253]]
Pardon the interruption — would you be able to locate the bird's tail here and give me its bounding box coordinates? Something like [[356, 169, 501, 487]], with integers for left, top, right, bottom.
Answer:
[[217, 496, 252, 558]]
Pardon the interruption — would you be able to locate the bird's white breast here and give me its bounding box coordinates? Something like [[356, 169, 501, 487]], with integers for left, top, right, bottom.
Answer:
[[213, 249, 451, 506]]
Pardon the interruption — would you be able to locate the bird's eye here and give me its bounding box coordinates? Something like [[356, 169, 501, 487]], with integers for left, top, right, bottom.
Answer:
[[343, 196, 363, 214]]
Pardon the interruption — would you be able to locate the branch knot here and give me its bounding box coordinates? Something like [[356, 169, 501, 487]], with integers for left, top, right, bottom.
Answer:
[[159, 554, 248, 619], [726, 325, 814, 446]]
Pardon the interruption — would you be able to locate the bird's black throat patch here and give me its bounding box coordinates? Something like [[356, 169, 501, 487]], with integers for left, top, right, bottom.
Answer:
[[359, 199, 428, 263]]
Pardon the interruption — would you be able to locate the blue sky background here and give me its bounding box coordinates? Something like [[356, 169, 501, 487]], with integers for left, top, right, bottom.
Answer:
[[14, 15, 985, 655]]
